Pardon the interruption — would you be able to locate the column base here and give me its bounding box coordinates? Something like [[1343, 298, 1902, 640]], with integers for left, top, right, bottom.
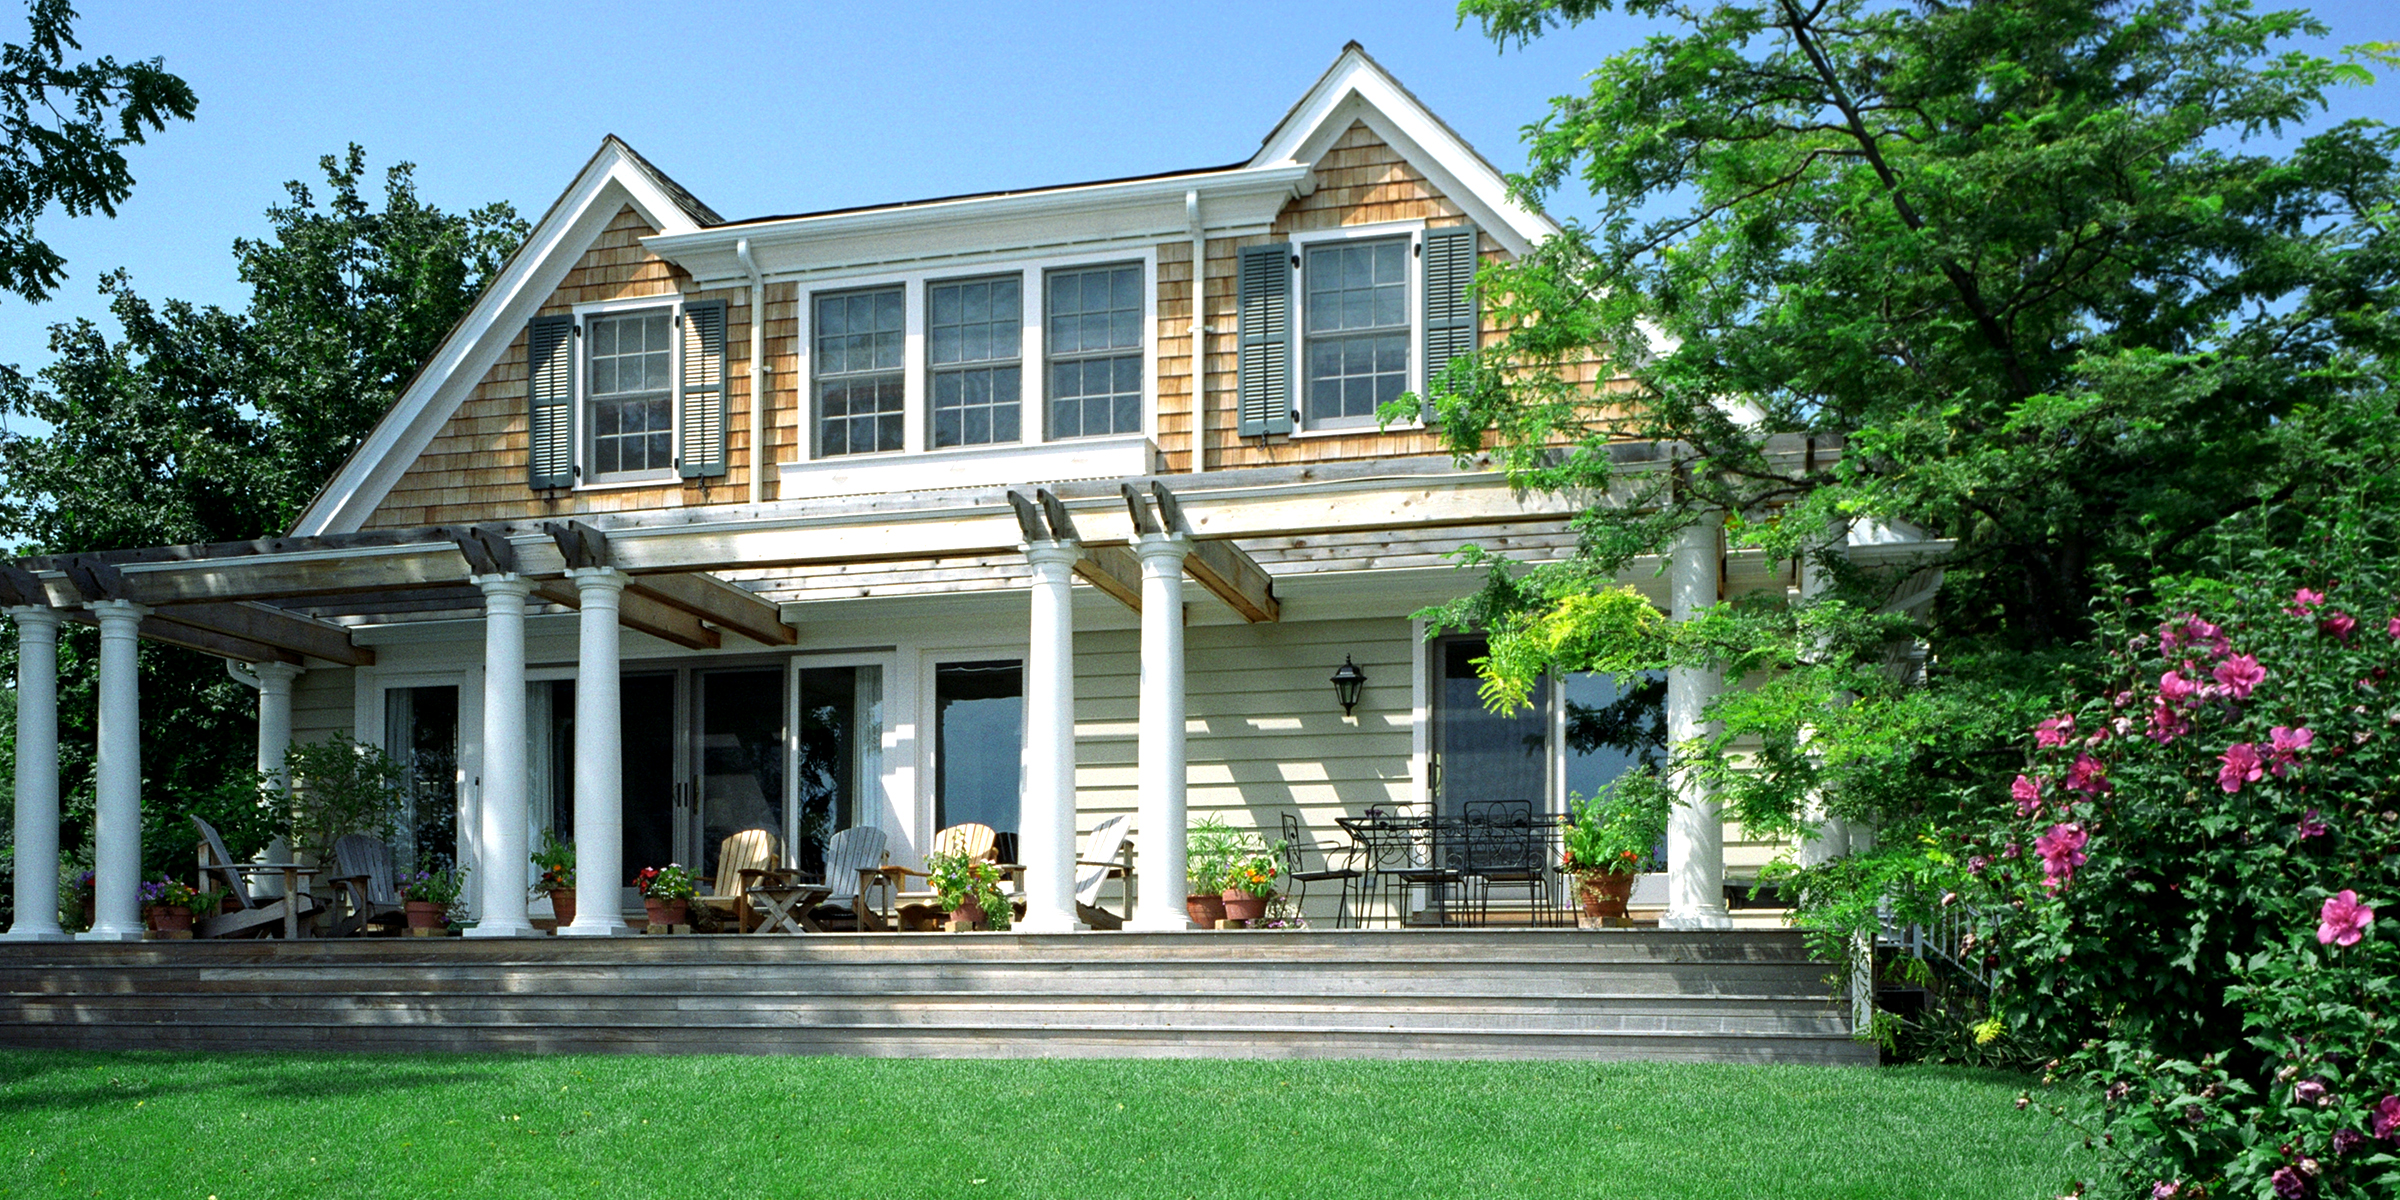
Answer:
[[557, 919, 623, 937], [463, 920, 540, 939], [77, 925, 145, 942], [0, 927, 75, 942], [1014, 913, 1087, 934], [1123, 916, 1194, 933], [1660, 910, 1735, 931]]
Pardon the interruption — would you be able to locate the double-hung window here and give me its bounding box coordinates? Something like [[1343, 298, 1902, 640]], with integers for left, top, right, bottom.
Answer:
[[1302, 237, 1410, 430], [1045, 264, 1143, 438], [928, 275, 1021, 448], [814, 287, 906, 456], [585, 309, 676, 480]]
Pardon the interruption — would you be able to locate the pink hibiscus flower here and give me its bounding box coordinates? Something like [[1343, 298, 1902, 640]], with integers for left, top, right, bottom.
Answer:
[[2324, 612, 2358, 642], [2212, 654, 2265, 700], [2064, 752, 2110, 796], [2373, 1094, 2400, 1139], [2158, 671, 2200, 705], [2319, 890, 2374, 947], [2298, 809, 2327, 840], [2388, 616, 2400, 641], [2146, 701, 2191, 744], [2011, 774, 2043, 817], [2034, 715, 2075, 749], [2035, 822, 2089, 892], [2269, 726, 2314, 776], [2289, 587, 2327, 615], [2218, 743, 2264, 794]]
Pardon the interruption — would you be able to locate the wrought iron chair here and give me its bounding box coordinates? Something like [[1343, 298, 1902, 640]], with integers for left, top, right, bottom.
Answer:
[[1279, 811, 1365, 929], [1459, 799, 1550, 926]]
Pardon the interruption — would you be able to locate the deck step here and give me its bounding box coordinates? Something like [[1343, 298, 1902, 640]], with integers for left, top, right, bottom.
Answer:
[[0, 929, 1875, 1065]]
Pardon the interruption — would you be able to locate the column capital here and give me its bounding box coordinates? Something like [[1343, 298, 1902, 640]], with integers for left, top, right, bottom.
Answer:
[[249, 661, 305, 687], [470, 572, 534, 600], [1024, 540, 1083, 570], [1133, 532, 1193, 565], [5, 605, 64, 632], [85, 598, 152, 624], [564, 566, 629, 595]]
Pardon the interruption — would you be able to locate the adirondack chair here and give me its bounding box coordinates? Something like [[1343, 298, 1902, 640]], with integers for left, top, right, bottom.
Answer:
[[813, 825, 889, 931], [693, 828, 792, 933], [326, 833, 406, 936], [1073, 814, 1136, 930], [877, 823, 1003, 931], [190, 815, 322, 939]]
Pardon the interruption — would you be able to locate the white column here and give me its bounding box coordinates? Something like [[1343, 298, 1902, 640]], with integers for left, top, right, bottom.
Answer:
[[1127, 534, 1192, 932], [3, 608, 68, 941], [1662, 512, 1732, 930], [83, 599, 149, 941], [1018, 541, 1082, 934], [252, 662, 302, 780], [561, 567, 626, 937], [465, 574, 537, 938]]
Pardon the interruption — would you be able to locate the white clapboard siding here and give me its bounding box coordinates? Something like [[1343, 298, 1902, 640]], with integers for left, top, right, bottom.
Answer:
[[291, 666, 357, 747]]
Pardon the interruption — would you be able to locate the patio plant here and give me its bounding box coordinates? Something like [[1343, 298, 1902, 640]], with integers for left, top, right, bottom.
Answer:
[[140, 877, 223, 934], [924, 850, 1011, 932], [530, 830, 575, 926], [1222, 839, 1285, 924], [634, 864, 697, 928], [1185, 815, 1245, 926], [399, 867, 463, 931], [1562, 768, 1671, 922], [274, 734, 406, 863]]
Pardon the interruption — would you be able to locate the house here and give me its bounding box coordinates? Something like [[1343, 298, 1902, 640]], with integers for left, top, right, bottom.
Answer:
[[2, 44, 1817, 945]]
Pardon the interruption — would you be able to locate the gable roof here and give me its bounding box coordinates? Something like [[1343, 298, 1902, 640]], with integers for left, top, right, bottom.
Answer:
[[291, 137, 712, 535]]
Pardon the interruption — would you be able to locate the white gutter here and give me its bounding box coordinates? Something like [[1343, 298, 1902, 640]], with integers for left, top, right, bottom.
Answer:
[[736, 238, 767, 505], [1187, 189, 1207, 475]]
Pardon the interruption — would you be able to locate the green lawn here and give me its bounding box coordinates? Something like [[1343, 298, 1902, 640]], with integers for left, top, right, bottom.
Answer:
[[0, 1052, 2086, 1199]]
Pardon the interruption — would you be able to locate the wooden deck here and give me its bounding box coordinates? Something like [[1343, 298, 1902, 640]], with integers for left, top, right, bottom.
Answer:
[[0, 929, 1875, 1065]]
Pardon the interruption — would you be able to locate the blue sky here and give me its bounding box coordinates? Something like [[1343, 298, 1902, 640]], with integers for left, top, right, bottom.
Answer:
[[2, 0, 2393, 376]]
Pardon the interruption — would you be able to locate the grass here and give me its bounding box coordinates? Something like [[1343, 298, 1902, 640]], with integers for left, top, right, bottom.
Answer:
[[0, 1052, 2088, 1199]]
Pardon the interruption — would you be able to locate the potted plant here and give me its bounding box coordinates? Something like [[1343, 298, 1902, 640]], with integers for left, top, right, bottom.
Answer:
[[399, 868, 463, 931], [1221, 838, 1286, 924], [531, 830, 576, 928], [634, 863, 697, 928], [140, 877, 221, 934], [925, 850, 1012, 932], [1184, 815, 1243, 926], [1562, 769, 1673, 926]]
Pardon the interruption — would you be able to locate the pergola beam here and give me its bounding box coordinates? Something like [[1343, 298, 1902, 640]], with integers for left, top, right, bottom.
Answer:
[[1150, 483, 1278, 623]]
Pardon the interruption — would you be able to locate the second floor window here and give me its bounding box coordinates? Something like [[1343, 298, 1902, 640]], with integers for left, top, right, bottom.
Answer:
[[1045, 264, 1142, 438], [928, 275, 1022, 448], [586, 309, 675, 479], [1303, 237, 1409, 430], [815, 287, 906, 456]]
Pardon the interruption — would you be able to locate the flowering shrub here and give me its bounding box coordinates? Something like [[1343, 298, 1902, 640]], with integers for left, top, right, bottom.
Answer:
[[633, 863, 696, 901], [1970, 527, 2400, 1198]]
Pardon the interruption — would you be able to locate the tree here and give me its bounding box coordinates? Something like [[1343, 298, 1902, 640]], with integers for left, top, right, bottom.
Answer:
[[0, 0, 195, 303], [0, 148, 523, 909], [1425, 0, 2398, 957]]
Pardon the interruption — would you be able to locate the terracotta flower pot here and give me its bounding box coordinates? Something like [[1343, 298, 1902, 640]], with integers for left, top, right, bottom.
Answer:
[[548, 887, 577, 929], [1221, 889, 1268, 923], [1576, 871, 1637, 923], [946, 896, 988, 933], [150, 905, 193, 934], [1186, 893, 1227, 927], [643, 898, 689, 927], [403, 900, 445, 931]]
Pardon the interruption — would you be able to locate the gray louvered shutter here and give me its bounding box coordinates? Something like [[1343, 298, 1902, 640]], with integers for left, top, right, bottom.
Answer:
[[525, 314, 575, 490], [1236, 242, 1293, 437], [678, 299, 727, 479], [1421, 225, 1480, 403]]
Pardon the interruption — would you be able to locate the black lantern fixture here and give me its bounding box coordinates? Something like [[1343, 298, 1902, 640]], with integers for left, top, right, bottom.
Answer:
[[1330, 655, 1367, 716]]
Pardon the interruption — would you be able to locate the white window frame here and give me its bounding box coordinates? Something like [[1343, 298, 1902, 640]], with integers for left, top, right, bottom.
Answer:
[[924, 271, 1029, 451], [788, 246, 1158, 464], [1290, 219, 1426, 436], [1041, 260, 1150, 442], [569, 294, 686, 490]]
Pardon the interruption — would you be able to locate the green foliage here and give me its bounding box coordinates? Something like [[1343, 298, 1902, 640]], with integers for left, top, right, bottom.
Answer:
[[530, 829, 574, 893], [923, 851, 1011, 930], [633, 863, 696, 902], [0, 0, 196, 304], [399, 866, 462, 908], [1967, 476, 2400, 1196], [1562, 766, 1671, 875], [1224, 842, 1284, 899], [1184, 815, 1245, 895], [273, 734, 403, 863]]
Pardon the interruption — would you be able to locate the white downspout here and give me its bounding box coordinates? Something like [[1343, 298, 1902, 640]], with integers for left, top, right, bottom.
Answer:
[[1186, 189, 1206, 475], [736, 238, 767, 505]]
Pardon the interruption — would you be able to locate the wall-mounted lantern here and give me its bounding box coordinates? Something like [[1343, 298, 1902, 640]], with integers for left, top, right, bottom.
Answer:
[[1331, 656, 1367, 716]]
